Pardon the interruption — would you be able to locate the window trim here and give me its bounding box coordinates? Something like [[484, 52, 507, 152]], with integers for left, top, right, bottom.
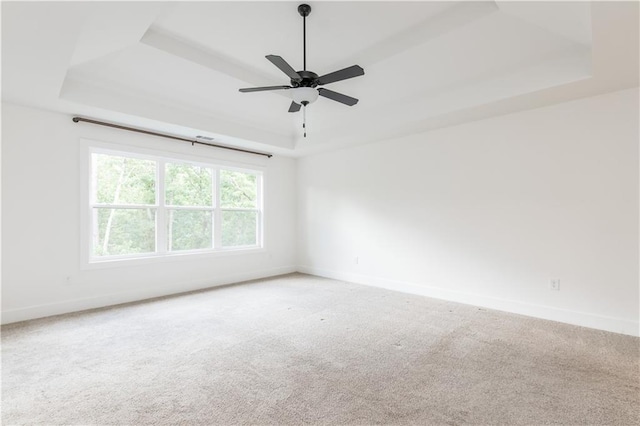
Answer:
[[80, 138, 265, 270]]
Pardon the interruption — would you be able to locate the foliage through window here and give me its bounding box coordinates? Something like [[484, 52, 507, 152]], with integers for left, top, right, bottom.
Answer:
[[89, 149, 262, 261], [220, 170, 259, 247]]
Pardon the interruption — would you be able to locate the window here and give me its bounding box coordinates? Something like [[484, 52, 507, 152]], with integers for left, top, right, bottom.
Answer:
[[87, 145, 263, 263], [220, 170, 260, 247], [165, 162, 214, 252]]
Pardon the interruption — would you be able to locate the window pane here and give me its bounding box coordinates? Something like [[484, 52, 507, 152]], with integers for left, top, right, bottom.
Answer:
[[167, 209, 213, 251], [165, 163, 213, 207], [93, 208, 156, 256], [222, 210, 257, 247], [220, 170, 257, 208], [94, 153, 156, 205]]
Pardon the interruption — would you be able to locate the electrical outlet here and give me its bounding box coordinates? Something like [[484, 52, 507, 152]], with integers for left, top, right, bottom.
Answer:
[[550, 279, 560, 291], [354, 257, 359, 265]]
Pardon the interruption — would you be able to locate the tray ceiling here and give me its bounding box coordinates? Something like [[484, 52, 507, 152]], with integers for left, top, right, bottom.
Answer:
[[2, 2, 638, 157]]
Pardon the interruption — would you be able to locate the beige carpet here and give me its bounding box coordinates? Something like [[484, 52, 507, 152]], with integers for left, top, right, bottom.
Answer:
[[2, 273, 638, 425]]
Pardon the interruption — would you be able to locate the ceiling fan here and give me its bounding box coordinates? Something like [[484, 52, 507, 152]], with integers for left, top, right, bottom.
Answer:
[[239, 3, 365, 137]]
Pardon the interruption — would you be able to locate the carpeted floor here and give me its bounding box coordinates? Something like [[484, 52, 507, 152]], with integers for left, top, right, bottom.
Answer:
[[2, 273, 639, 425]]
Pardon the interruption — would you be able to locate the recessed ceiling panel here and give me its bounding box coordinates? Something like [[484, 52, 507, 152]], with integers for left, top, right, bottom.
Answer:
[[151, 2, 457, 80]]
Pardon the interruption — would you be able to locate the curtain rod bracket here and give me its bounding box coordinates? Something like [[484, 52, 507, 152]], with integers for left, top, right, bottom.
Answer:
[[71, 116, 273, 158]]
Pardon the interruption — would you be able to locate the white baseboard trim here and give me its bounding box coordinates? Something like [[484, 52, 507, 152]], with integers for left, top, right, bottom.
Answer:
[[1, 266, 297, 325], [298, 266, 639, 337]]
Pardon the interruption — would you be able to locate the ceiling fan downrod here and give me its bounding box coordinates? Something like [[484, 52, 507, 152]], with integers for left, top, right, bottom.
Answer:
[[298, 4, 311, 71], [299, 4, 311, 137]]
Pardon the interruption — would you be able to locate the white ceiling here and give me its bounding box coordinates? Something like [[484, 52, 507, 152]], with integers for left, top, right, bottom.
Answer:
[[2, 1, 638, 157]]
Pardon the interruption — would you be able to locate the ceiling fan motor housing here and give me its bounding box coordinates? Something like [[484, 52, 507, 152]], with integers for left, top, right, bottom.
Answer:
[[292, 70, 319, 88]]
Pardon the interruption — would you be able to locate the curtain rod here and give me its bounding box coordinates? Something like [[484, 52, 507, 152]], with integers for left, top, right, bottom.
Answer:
[[72, 117, 273, 158]]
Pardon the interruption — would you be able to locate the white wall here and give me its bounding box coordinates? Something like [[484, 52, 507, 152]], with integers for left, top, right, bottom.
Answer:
[[298, 88, 639, 336], [3, 89, 638, 336], [1, 103, 297, 323]]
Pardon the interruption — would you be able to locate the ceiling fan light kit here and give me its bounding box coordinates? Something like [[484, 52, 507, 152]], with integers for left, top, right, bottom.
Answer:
[[291, 87, 319, 105], [239, 3, 365, 137]]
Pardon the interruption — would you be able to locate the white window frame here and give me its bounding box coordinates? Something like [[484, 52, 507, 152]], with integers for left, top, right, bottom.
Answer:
[[80, 139, 265, 269]]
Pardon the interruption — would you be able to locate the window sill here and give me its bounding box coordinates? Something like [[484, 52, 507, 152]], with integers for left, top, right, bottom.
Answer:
[[82, 247, 266, 270]]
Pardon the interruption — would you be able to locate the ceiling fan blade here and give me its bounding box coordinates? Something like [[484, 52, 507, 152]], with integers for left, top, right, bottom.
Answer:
[[266, 55, 302, 82], [317, 65, 364, 85], [288, 101, 302, 113], [239, 85, 291, 93], [317, 88, 359, 106]]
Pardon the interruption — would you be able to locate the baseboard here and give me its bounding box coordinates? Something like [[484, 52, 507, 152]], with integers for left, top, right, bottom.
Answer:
[[1, 266, 297, 325], [5, 265, 637, 337], [298, 266, 639, 337]]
